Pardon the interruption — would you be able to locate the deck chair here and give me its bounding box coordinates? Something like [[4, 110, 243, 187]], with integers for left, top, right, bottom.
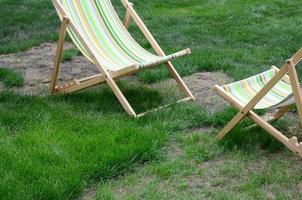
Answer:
[[51, 0, 195, 117], [214, 48, 302, 158]]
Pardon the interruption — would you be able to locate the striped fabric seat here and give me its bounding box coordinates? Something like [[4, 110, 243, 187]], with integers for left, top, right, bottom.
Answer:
[[215, 49, 302, 158], [221, 69, 293, 109], [54, 0, 190, 71]]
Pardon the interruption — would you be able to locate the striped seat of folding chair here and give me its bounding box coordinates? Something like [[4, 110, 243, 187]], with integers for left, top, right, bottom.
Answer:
[[220, 69, 293, 109], [55, 0, 190, 72]]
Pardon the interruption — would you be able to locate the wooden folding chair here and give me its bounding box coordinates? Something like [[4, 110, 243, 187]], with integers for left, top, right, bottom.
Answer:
[[51, 0, 195, 117], [214, 47, 302, 158]]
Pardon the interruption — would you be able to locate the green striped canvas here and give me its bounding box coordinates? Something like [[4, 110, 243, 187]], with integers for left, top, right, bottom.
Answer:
[[53, 0, 190, 71], [222, 69, 293, 109]]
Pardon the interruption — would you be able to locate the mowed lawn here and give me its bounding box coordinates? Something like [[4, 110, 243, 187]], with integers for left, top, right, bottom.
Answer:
[[1, 0, 302, 200]]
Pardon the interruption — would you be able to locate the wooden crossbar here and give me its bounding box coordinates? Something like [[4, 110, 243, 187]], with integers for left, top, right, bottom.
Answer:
[[136, 97, 193, 118], [123, 2, 133, 29]]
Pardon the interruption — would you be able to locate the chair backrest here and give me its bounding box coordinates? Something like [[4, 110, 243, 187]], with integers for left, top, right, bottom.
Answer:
[[53, 0, 159, 71]]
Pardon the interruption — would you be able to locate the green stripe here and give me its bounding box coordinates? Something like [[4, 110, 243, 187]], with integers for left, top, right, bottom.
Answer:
[[94, 0, 142, 62], [54, 0, 188, 71], [223, 69, 293, 109]]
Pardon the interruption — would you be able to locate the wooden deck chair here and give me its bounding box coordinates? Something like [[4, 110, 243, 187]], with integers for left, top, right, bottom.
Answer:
[[51, 0, 195, 117], [214, 47, 302, 158]]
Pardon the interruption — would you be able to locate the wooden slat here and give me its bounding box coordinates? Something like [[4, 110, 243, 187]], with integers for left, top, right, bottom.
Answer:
[[123, 2, 133, 29], [136, 97, 193, 118], [291, 47, 302, 65], [50, 17, 69, 94], [271, 65, 291, 84], [271, 105, 292, 121], [55, 75, 106, 93], [287, 59, 302, 124]]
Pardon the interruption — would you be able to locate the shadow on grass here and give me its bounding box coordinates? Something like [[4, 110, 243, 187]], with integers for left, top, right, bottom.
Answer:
[[204, 107, 288, 154], [0, 81, 167, 137], [51, 81, 166, 115], [0, 80, 210, 200], [0, 84, 168, 200]]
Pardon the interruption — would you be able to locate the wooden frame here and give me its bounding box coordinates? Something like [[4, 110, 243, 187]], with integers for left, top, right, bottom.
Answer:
[[123, 2, 133, 29], [50, 0, 194, 117], [213, 47, 302, 158]]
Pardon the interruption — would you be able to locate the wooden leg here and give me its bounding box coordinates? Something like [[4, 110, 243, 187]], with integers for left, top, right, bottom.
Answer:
[[84, 60, 137, 116], [50, 17, 69, 94], [272, 105, 292, 121], [216, 111, 246, 139], [288, 59, 302, 124], [124, 10, 133, 29], [248, 111, 302, 158], [165, 61, 195, 100], [104, 75, 137, 117], [271, 66, 291, 84], [214, 85, 249, 139], [123, 2, 133, 29]]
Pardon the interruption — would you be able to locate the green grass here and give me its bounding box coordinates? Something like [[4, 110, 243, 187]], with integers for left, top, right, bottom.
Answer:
[[95, 107, 302, 200], [96, 128, 302, 200], [0, 0, 58, 54], [61, 49, 81, 62], [0, 82, 208, 200], [0, 68, 24, 88]]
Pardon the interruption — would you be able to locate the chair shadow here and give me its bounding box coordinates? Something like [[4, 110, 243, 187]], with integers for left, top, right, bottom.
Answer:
[[213, 107, 286, 154], [50, 81, 165, 115]]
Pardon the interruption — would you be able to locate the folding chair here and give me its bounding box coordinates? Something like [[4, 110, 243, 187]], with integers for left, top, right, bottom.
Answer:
[[51, 0, 195, 117], [214, 48, 302, 158]]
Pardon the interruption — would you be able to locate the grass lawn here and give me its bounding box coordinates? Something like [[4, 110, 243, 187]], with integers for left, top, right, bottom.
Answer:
[[96, 128, 302, 200], [0, 83, 207, 200], [1, 0, 302, 199]]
